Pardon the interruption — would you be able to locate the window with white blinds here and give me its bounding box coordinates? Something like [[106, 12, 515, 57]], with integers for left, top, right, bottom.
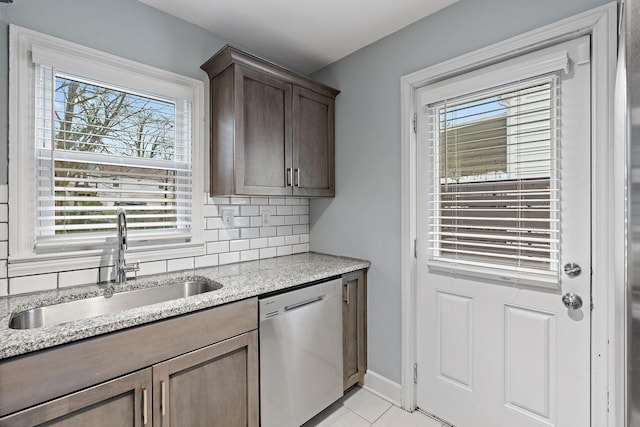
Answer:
[[34, 65, 193, 249], [426, 75, 560, 282]]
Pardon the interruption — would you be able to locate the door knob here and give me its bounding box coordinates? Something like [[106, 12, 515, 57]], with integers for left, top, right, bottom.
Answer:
[[562, 292, 583, 310]]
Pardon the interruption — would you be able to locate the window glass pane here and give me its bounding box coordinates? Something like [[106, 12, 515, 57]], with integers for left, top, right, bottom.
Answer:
[[36, 68, 192, 243], [429, 77, 559, 277]]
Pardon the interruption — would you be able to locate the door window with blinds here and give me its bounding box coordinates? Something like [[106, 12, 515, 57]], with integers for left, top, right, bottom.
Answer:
[[35, 68, 192, 247], [424, 73, 560, 284], [9, 26, 204, 269]]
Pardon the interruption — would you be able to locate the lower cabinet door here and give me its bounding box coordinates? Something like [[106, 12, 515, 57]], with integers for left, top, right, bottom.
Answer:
[[152, 330, 259, 427], [0, 368, 152, 427], [343, 269, 368, 390]]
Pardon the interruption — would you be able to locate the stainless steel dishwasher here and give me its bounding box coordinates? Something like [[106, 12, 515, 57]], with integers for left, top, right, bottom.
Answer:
[[259, 278, 343, 427]]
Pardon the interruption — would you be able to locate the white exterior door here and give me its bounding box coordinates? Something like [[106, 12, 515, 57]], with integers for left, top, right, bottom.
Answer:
[[416, 36, 591, 427]]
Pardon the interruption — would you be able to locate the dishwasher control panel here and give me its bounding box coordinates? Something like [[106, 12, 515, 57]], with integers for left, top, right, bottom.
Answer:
[[259, 279, 341, 321]]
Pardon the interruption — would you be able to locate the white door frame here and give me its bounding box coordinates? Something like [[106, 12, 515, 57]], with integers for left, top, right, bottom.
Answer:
[[399, 3, 622, 426]]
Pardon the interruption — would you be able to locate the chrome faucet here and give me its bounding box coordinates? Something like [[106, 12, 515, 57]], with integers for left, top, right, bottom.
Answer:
[[116, 208, 139, 285]]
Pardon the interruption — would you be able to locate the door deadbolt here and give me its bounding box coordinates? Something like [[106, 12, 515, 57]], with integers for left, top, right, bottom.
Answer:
[[563, 262, 581, 278]]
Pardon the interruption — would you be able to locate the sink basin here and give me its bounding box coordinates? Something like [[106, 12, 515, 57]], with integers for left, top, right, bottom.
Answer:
[[9, 279, 223, 329]]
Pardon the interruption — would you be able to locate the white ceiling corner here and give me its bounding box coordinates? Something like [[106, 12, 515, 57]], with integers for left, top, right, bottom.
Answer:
[[138, 0, 458, 75]]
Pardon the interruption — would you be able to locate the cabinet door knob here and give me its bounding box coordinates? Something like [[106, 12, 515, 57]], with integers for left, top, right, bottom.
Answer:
[[286, 168, 293, 186], [295, 168, 301, 187]]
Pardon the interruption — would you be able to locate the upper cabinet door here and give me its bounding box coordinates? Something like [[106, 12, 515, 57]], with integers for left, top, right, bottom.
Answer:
[[235, 65, 293, 196], [292, 87, 335, 197]]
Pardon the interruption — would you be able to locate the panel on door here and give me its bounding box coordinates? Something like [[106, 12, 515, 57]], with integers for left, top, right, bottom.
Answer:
[[0, 369, 151, 427], [235, 65, 292, 195], [292, 86, 335, 197], [415, 36, 591, 427], [153, 331, 258, 427]]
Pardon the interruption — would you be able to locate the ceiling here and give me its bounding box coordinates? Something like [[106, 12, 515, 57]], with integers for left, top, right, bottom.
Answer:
[[138, 0, 458, 75]]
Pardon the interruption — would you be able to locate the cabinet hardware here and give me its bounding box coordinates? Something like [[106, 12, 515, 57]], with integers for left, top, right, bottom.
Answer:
[[343, 283, 350, 305], [286, 168, 293, 186], [142, 388, 148, 425], [295, 168, 300, 187], [161, 380, 166, 416]]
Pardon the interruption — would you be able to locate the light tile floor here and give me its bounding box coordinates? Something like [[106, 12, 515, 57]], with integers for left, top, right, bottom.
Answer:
[[302, 387, 450, 427]]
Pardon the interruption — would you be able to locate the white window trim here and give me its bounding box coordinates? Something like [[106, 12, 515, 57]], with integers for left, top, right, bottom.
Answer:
[[399, 3, 619, 427], [8, 25, 206, 276]]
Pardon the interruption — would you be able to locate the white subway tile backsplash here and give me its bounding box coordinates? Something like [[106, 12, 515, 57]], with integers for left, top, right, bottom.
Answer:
[[10, 273, 57, 295], [240, 249, 259, 262], [260, 227, 277, 238], [167, 257, 195, 272], [268, 236, 285, 247], [230, 239, 250, 252], [260, 247, 277, 259], [269, 215, 285, 226], [195, 254, 219, 268], [203, 230, 219, 242], [285, 215, 300, 225], [285, 235, 300, 245], [207, 241, 230, 254], [260, 205, 277, 215], [277, 226, 293, 236], [219, 228, 240, 241], [202, 204, 219, 217], [293, 205, 309, 215], [250, 238, 268, 249], [293, 243, 309, 254], [230, 197, 251, 205], [0, 224, 7, 241], [233, 216, 251, 228], [292, 225, 308, 235], [59, 268, 100, 288], [269, 197, 286, 205], [219, 251, 240, 265], [0, 185, 7, 204], [2, 196, 310, 295], [276, 205, 293, 216], [277, 245, 293, 256], [250, 197, 268, 204], [240, 205, 259, 216], [240, 228, 259, 239], [138, 261, 167, 276], [211, 197, 230, 205], [206, 217, 224, 230]]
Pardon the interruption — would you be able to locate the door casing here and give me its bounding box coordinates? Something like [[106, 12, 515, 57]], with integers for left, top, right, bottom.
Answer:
[[399, 3, 621, 426]]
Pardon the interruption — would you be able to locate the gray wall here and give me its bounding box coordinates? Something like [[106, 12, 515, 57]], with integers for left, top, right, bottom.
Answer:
[[0, 0, 229, 185], [310, 0, 612, 384]]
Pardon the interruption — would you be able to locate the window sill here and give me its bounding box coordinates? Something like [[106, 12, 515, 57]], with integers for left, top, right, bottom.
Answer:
[[8, 242, 205, 278]]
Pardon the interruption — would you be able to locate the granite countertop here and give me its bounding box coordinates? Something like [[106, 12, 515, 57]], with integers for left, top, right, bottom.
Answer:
[[0, 252, 370, 360]]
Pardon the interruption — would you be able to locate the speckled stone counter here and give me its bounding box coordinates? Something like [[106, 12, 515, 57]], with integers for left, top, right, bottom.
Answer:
[[0, 252, 369, 360]]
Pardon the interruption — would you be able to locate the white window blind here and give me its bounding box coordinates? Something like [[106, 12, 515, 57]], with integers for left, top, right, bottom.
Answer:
[[426, 75, 560, 283], [34, 65, 193, 250]]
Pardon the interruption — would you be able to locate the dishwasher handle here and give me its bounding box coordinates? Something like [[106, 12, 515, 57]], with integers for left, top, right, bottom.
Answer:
[[284, 295, 324, 311]]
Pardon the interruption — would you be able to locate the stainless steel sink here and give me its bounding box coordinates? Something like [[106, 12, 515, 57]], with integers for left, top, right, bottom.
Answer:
[[9, 279, 223, 329]]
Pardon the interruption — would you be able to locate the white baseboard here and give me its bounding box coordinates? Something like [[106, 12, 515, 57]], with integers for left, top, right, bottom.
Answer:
[[362, 370, 402, 406]]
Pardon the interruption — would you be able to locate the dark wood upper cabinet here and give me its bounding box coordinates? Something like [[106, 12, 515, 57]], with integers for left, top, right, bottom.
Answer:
[[201, 46, 339, 197]]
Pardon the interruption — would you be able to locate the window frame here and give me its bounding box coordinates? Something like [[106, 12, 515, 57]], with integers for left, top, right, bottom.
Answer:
[[8, 25, 205, 276]]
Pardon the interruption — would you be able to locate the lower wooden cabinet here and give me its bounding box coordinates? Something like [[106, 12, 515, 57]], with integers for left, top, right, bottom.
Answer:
[[342, 269, 368, 390], [0, 331, 258, 427], [153, 330, 258, 427], [0, 369, 152, 427]]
